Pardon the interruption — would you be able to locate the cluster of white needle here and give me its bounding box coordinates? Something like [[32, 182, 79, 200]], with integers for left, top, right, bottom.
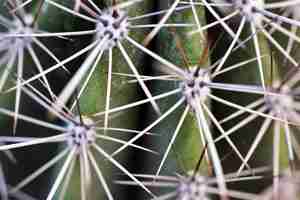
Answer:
[[265, 82, 294, 118], [233, 0, 265, 25], [181, 68, 211, 110], [96, 8, 129, 50], [177, 173, 210, 200], [66, 117, 96, 153], [9, 14, 34, 46]]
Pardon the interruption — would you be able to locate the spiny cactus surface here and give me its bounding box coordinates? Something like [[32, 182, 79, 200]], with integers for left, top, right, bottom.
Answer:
[[0, 0, 300, 200]]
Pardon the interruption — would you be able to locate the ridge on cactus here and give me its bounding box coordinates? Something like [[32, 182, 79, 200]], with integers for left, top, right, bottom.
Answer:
[[93, 50, 286, 198], [215, 68, 300, 184], [190, 0, 300, 89], [0, 82, 157, 200], [4, 0, 199, 129], [115, 153, 270, 200], [0, 2, 61, 134]]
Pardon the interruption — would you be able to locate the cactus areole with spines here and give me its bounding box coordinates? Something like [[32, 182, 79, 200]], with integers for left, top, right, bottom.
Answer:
[[9, 14, 34, 47], [265, 82, 294, 118], [95, 8, 129, 50], [234, 0, 264, 24], [177, 172, 210, 200], [220, 0, 265, 25], [181, 68, 211, 110], [66, 116, 96, 154]]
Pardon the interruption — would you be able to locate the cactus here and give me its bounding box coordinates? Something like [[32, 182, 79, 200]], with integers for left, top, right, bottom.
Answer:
[[0, 0, 300, 199]]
